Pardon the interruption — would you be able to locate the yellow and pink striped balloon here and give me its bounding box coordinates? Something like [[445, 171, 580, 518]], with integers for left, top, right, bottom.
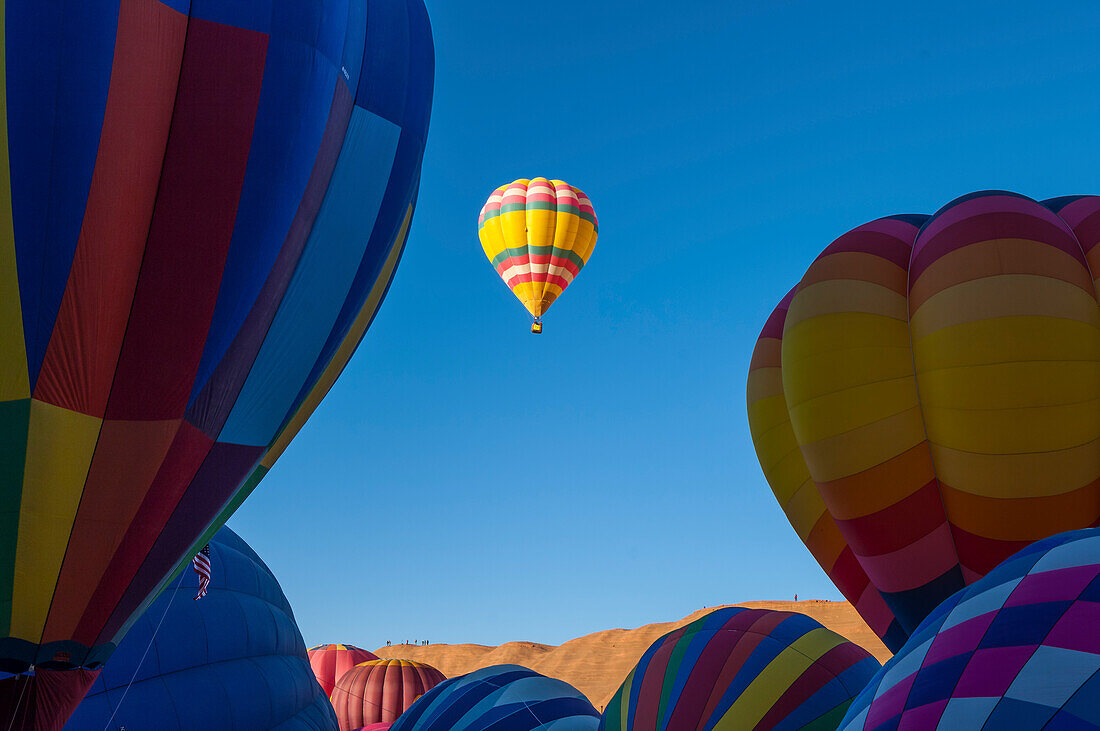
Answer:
[[478, 178, 597, 332]]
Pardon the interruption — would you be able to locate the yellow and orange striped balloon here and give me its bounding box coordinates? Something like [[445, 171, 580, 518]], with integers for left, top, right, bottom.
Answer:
[[747, 191, 1100, 652], [477, 178, 597, 328]]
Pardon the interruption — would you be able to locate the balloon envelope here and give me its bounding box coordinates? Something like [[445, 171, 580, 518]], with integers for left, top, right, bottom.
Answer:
[[309, 644, 381, 698], [0, 0, 434, 689], [478, 178, 597, 322], [840, 528, 1100, 730], [331, 659, 446, 729], [391, 665, 600, 730], [63, 526, 337, 730], [600, 607, 881, 730], [747, 192, 1100, 651]]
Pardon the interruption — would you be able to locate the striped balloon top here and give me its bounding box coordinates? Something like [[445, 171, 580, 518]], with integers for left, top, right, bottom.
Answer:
[[391, 664, 600, 730], [478, 178, 598, 318], [600, 607, 881, 731], [330, 658, 446, 729]]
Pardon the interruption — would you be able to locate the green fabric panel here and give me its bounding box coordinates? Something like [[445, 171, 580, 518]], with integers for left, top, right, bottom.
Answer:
[[0, 398, 31, 636], [800, 701, 853, 730]]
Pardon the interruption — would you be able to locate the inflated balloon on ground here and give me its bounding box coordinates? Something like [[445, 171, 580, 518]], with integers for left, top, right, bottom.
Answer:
[[309, 644, 381, 698], [478, 178, 597, 333], [601, 607, 881, 730], [0, 1, 433, 725], [840, 528, 1100, 729], [747, 191, 1100, 652], [331, 659, 446, 730], [62, 526, 337, 730], [391, 665, 600, 730]]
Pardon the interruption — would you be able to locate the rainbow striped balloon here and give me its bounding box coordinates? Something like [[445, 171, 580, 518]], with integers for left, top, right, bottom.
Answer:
[[478, 178, 597, 329], [600, 607, 881, 730], [747, 191, 1100, 653]]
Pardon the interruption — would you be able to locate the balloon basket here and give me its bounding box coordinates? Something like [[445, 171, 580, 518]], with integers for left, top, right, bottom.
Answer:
[[531, 320, 543, 334]]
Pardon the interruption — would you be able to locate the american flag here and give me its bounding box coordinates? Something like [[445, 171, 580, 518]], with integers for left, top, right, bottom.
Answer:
[[192, 544, 212, 600]]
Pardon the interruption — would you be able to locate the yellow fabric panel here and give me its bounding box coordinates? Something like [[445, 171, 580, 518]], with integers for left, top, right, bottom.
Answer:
[[909, 274, 1100, 339], [940, 481, 1098, 541], [785, 478, 826, 541], [0, 7, 27, 403], [783, 345, 916, 406], [11, 400, 101, 641], [714, 628, 845, 731], [798, 407, 927, 482], [912, 316, 1100, 372], [781, 313, 911, 369], [478, 215, 507, 261], [929, 439, 1100, 498], [910, 238, 1095, 310], [261, 206, 413, 470], [787, 376, 920, 445], [784, 279, 908, 330], [917, 361, 1100, 411], [923, 398, 1100, 455], [748, 390, 794, 441]]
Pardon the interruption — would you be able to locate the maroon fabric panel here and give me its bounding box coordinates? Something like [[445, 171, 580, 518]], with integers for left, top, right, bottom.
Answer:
[[819, 226, 916, 269], [104, 18, 268, 421], [186, 79, 354, 437], [910, 212, 1085, 282], [664, 625, 743, 730], [72, 422, 213, 645], [0, 668, 99, 731], [101, 440, 264, 641]]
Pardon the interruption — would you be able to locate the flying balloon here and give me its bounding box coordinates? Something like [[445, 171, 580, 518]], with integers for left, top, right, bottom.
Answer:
[[309, 644, 381, 698], [391, 665, 600, 730], [478, 178, 597, 333], [601, 607, 881, 730], [330, 659, 446, 730], [747, 191, 1100, 652], [0, 4, 433, 728], [61, 526, 338, 730], [840, 528, 1100, 730]]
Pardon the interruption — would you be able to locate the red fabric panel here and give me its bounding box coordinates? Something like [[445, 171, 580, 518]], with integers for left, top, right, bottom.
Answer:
[[663, 623, 742, 730], [0, 668, 99, 731], [104, 17, 268, 420], [43, 418, 180, 642], [70, 422, 213, 645], [951, 524, 1033, 577], [308, 645, 379, 697], [633, 628, 686, 729], [696, 612, 789, 724], [835, 479, 945, 557], [33, 0, 188, 416]]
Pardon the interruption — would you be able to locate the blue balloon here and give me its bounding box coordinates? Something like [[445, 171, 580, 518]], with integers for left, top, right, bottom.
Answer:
[[64, 527, 337, 730], [391, 665, 600, 730]]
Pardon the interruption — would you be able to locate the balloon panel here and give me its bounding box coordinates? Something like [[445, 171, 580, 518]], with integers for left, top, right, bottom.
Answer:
[[0, 0, 434, 673]]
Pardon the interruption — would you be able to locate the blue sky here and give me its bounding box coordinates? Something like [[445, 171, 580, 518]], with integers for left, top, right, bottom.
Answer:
[[230, 0, 1100, 650]]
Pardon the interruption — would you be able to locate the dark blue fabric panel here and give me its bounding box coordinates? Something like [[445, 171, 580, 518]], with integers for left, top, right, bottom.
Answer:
[[188, 0, 273, 33], [6, 0, 119, 388], [188, 2, 346, 407], [400, 0, 434, 139], [355, 0, 408, 123]]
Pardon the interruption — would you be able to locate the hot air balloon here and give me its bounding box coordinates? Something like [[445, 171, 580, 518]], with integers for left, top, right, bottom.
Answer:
[[0, 1, 433, 726], [478, 178, 598, 333], [330, 659, 446, 730], [61, 526, 338, 730], [309, 644, 381, 698], [747, 191, 1100, 653], [600, 607, 881, 730], [391, 665, 600, 730], [840, 528, 1100, 730]]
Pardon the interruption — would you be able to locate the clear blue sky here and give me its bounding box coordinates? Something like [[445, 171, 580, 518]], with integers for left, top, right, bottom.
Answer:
[[229, 0, 1100, 650]]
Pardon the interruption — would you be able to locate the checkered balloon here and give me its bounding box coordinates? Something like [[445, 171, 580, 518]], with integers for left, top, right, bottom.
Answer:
[[839, 529, 1100, 729]]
